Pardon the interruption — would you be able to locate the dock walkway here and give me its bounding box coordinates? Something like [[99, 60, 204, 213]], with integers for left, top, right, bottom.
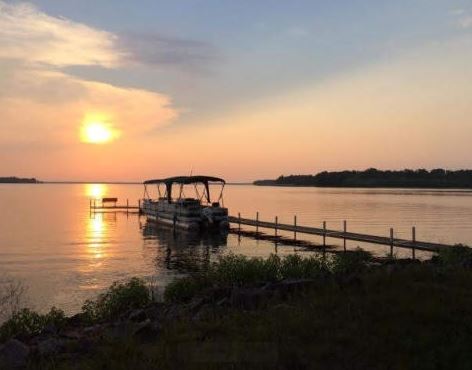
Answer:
[[228, 215, 454, 253]]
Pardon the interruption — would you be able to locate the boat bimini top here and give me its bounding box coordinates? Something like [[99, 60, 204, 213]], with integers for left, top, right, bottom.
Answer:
[[143, 176, 226, 205]]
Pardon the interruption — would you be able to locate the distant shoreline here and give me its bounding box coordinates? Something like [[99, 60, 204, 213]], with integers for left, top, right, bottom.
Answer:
[[0, 177, 41, 184], [254, 169, 472, 189]]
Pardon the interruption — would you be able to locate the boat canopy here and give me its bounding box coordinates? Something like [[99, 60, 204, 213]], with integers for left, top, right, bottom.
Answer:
[[144, 176, 225, 186], [143, 176, 225, 203]]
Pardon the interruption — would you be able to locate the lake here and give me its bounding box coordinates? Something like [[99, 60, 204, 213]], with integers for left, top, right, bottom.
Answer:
[[1, 183, 472, 315]]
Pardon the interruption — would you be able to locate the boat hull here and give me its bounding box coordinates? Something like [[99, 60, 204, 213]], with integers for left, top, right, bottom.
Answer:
[[141, 199, 229, 231]]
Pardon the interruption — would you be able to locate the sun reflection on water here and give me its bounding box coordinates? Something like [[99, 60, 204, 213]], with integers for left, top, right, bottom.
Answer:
[[85, 183, 108, 199]]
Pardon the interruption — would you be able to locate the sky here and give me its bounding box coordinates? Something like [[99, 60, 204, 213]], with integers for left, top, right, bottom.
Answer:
[[0, 0, 471, 182]]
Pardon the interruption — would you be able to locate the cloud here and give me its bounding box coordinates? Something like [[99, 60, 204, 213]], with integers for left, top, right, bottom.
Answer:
[[0, 68, 177, 146], [458, 16, 472, 29], [0, 1, 178, 148], [118, 32, 220, 71], [0, 1, 123, 67]]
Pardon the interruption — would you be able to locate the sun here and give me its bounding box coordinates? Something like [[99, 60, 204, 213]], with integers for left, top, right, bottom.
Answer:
[[80, 121, 118, 144]]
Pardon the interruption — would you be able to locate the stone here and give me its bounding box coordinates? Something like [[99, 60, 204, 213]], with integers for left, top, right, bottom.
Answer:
[[128, 308, 147, 322], [265, 279, 316, 297], [230, 287, 272, 310], [133, 320, 161, 341], [67, 313, 85, 327], [37, 338, 64, 356], [41, 323, 57, 335], [0, 339, 30, 368]]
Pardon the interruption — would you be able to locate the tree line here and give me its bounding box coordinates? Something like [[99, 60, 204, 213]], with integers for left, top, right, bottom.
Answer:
[[253, 169, 472, 188]]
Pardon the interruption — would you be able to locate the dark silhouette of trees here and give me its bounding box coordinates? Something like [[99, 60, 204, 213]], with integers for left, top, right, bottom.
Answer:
[[0, 177, 40, 183], [254, 169, 472, 188]]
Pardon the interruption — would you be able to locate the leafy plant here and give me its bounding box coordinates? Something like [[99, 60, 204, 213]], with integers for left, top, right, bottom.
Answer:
[[82, 277, 151, 323], [437, 244, 472, 268], [330, 248, 372, 275], [0, 307, 65, 342]]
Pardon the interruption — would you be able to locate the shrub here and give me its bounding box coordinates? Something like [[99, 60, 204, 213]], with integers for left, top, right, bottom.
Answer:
[[164, 253, 333, 302], [437, 244, 472, 268], [330, 248, 372, 275], [0, 307, 65, 342], [280, 254, 328, 279], [164, 276, 209, 303], [209, 254, 281, 286], [82, 277, 151, 323]]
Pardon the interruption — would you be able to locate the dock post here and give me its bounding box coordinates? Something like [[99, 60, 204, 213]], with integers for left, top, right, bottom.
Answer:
[[412, 227, 416, 259], [343, 220, 347, 252], [323, 221, 326, 247], [294, 215, 297, 241], [275, 216, 278, 237], [138, 199, 141, 214], [390, 228, 394, 257], [256, 212, 259, 236], [238, 212, 241, 234], [126, 199, 129, 215]]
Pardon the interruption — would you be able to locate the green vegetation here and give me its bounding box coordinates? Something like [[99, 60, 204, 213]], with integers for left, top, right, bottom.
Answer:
[[436, 244, 472, 268], [165, 250, 369, 303], [0, 307, 65, 342], [81, 277, 151, 323], [254, 168, 472, 188], [3, 247, 472, 369]]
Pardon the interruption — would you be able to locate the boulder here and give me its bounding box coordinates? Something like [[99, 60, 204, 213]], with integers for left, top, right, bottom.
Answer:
[[0, 339, 30, 368], [128, 309, 147, 322], [230, 287, 272, 310], [37, 338, 64, 357], [265, 279, 317, 297]]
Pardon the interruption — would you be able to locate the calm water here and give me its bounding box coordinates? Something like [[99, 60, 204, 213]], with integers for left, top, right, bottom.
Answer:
[[1, 183, 472, 315]]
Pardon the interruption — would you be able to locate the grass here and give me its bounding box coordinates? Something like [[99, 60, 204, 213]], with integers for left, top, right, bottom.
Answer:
[[164, 250, 368, 303], [41, 261, 472, 370], [4, 246, 472, 369]]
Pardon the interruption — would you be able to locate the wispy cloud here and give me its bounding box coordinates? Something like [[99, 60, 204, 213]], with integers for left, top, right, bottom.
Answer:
[[119, 32, 220, 71], [0, 1, 123, 67], [458, 16, 472, 29], [450, 8, 472, 29], [0, 1, 178, 147], [0, 68, 177, 146]]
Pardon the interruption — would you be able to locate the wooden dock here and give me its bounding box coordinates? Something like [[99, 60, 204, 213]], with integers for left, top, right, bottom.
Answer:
[[229, 214, 455, 254], [90, 199, 141, 213]]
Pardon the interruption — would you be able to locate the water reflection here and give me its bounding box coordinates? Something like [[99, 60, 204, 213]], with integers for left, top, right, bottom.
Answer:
[[85, 212, 115, 265], [85, 183, 108, 199], [142, 220, 228, 274]]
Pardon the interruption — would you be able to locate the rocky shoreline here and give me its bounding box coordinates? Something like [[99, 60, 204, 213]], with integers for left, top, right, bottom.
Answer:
[[0, 278, 323, 368]]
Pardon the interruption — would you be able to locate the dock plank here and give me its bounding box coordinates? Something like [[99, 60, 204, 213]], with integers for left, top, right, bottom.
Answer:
[[229, 216, 454, 252]]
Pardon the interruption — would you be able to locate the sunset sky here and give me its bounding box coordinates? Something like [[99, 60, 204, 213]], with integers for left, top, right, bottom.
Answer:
[[1, 0, 471, 182]]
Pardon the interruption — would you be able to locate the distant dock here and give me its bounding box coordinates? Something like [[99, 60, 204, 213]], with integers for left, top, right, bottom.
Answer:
[[90, 198, 140, 213]]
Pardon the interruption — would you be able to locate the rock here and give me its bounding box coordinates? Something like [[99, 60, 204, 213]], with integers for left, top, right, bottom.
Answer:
[[67, 313, 85, 327], [128, 309, 147, 322], [230, 287, 272, 310], [265, 279, 316, 297], [187, 297, 206, 314], [133, 320, 161, 341], [104, 319, 153, 341], [192, 304, 214, 321], [37, 338, 64, 356], [200, 286, 232, 302], [0, 339, 30, 368], [41, 323, 57, 335], [83, 324, 102, 336], [144, 303, 165, 321]]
